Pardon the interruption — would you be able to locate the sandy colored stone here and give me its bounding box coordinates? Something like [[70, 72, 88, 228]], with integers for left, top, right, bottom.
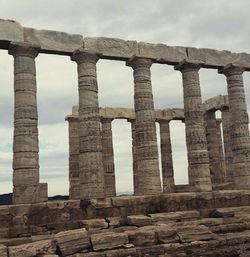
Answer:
[[126, 227, 156, 246], [0, 244, 7, 257], [55, 228, 91, 256], [80, 219, 108, 231], [126, 215, 152, 227], [8, 240, 55, 257], [91, 232, 128, 251]]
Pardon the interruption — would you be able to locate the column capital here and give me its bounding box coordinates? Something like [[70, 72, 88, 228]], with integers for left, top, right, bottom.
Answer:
[[218, 63, 245, 75], [216, 118, 222, 125], [126, 56, 153, 69], [71, 48, 101, 64], [127, 118, 136, 123], [174, 60, 203, 72], [157, 119, 171, 124], [8, 42, 40, 58]]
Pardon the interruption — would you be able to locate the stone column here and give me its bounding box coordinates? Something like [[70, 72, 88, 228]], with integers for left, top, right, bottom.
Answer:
[[9, 42, 47, 204], [65, 113, 80, 199], [71, 50, 105, 198], [205, 111, 225, 185], [175, 61, 212, 191], [159, 120, 174, 193], [216, 118, 226, 181], [221, 108, 234, 180], [219, 64, 250, 188], [101, 118, 116, 197], [127, 119, 138, 195], [127, 57, 161, 195]]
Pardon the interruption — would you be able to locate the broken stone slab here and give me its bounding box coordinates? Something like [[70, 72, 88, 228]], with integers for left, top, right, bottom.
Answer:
[[0, 19, 24, 48], [55, 228, 91, 256], [149, 212, 182, 224], [80, 219, 108, 231], [0, 244, 7, 257], [126, 227, 157, 247], [155, 224, 179, 244], [138, 42, 187, 64], [8, 239, 56, 257], [91, 231, 129, 251], [83, 37, 138, 60], [24, 27, 83, 55], [126, 215, 152, 227], [177, 225, 215, 243]]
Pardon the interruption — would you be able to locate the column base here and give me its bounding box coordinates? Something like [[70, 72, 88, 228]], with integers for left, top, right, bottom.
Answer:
[[13, 183, 48, 204]]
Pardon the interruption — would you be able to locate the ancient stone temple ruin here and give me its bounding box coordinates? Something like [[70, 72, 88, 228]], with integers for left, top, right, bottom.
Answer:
[[1, 19, 250, 256]]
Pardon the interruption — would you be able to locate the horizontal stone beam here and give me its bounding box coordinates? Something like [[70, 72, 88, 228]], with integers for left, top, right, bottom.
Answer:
[[203, 95, 229, 112], [1, 19, 250, 69]]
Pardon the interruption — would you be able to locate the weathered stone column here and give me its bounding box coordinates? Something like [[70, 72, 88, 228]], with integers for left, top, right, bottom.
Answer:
[[175, 61, 212, 191], [101, 118, 116, 197], [127, 57, 161, 195], [65, 109, 80, 199], [127, 119, 138, 195], [159, 120, 174, 193], [205, 111, 225, 185], [216, 118, 226, 181], [9, 42, 48, 204], [221, 108, 234, 180], [219, 64, 250, 188], [71, 50, 105, 198]]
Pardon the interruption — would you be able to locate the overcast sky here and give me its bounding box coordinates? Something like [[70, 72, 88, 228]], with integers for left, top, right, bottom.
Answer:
[[0, 0, 250, 196]]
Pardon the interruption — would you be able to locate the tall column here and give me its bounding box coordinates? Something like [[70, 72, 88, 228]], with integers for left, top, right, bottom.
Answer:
[[9, 42, 47, 204], [66, 114, 80, 199], [159, 120, 175, 193], [205, 111, 225, 185], [221, 108, 234, 181], [127, 119, 138, 195], [219, 64, 250, 188], [71, 50, 105, 198], [127, 57, 161, 195], [175, 61, 212, 191], [101, 118, 116, 197], [216, 118, 226, 181]]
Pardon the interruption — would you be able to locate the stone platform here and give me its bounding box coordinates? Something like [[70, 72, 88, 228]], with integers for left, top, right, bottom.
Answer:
[[1, 191, 250, 256]]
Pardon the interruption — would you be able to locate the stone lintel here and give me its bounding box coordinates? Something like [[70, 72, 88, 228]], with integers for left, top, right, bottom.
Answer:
[[203, 95, 229, 112]]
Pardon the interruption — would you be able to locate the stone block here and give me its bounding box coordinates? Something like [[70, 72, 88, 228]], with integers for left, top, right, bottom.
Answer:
[[91, 232, 128, 251], [8, 240, 56, 257], [80, 218, 108, 231], [126, 215, 152, 227], [0, 19, 24, 48], [138, 42, 187, 63], [155, 224, 179, 244], [83, 37, 138, 60], [0, 244, 7, 257], [136, 245, 165, 257], [24, 27, 83, 55], [149, 212, 181, 223], [106, 217, 124, 228], [187, 47, 237, 68], [104, 247, 137, 257], [13, 169, 39, 186], [55, 228, 91, 256], [127, 227, 157, 246]]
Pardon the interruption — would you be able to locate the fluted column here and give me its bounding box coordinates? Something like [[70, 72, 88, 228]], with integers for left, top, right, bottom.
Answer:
[[101, 118, 116, 197], [9, 42, 47, 204], [66, 114, 80, 199], [71, 50, 105, 198], [175, 61, 212, 191], [127, 57, 161, 195], [205, 111, 225, 185], [221, 108, 234, 181], [219, 64, 250, 188], [216, 118, 226, 181], [159, 120, 174, 193], [128, 119, 138, 195]]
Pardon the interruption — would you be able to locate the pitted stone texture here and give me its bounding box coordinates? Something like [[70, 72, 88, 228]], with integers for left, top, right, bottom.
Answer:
[[127, 57, 161, 195], [71, 50, 105, 199], [83, 37, 138, 60], [0, 244, 7, 257], [55, 228, 91, 256], [91, 232, 129, 251], [220, 65, 250, 188], [159, 120, 174, 192], [222, 109, 234, 180], [138, 42, 187, 64], [24, 27, 83, 55], [80, 219, 108, 231], [175, 61, 212, 192], [126, 215, 152, 227], [205, 112, 226, 185], [126, 227, 157, 246], [0, 19, 24, 47], [101, 118, 116, 197]]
